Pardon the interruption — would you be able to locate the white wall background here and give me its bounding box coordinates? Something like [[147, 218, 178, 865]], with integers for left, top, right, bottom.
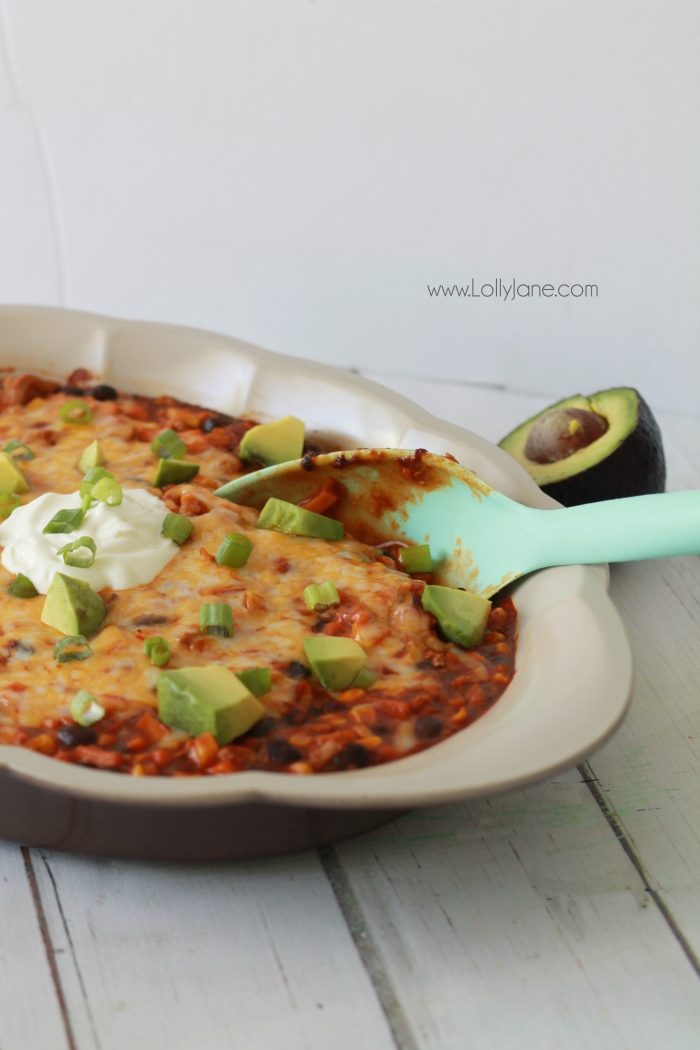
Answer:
[[0, 0, 698, 412]]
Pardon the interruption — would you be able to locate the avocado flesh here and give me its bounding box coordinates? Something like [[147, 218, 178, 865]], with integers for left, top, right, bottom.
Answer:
[[41, 572, 106, 637], [239, 416, 305, 467], [303, 636, 367, 691], [0, 452, 29, 494], [498, 387, 666, 506], [78, 440, 105, 474], [157, 666, 266, 744], [421, 585, 491, 648]]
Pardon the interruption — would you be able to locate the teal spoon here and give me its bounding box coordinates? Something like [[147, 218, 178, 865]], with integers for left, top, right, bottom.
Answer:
[[215, 449, 700, 597]]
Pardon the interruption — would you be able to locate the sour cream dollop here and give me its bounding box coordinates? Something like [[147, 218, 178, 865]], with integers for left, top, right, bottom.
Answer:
[[0, 488, 179, 593]]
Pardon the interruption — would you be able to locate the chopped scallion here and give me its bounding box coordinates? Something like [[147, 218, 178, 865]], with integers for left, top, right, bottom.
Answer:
[[70, 689, 105, 726], [79, 467, 122, 508], [60, 399, 93, 425], [151, 428, 187, 459], [43, 508, 85, 534], [162, 512, 194, 545], [91, 474, 123, 506], [398, 544, 434, 574], [215, 532, 253, 568], [144, 636, 171, 667], [303, 581, 341, 611], [58, 535, 97, 569], [3, 440, 35, 461], [236, 667, 272, 697], [54, 635, 93, 663], [199, 603, 233, 637], [8, 573, 38, 598]]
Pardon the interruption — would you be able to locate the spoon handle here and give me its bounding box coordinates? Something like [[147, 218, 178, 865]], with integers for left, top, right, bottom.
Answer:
[[525, 491, 700, 569]]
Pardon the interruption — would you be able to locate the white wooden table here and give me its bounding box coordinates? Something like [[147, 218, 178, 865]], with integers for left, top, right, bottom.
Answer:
[[2, 376, 699, 1050]]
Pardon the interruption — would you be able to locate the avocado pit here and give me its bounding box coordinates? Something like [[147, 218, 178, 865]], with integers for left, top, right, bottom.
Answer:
[[498, 386, 666, 506], [524, 407, 609, 464]]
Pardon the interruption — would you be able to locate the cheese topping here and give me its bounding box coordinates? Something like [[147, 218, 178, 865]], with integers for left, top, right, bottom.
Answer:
[[0, 488, 177, 593]]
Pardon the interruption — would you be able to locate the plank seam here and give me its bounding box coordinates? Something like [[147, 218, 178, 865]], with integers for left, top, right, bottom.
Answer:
[[39, 852, 104, 1050], [319, 846, 420, 1050], [21, 847, 76, 1050], [579, 762, 700, 976]]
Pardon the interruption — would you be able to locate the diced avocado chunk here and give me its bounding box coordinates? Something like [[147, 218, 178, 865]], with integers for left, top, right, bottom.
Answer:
[[238, 416, 305, 466], [257, 498, 343, 540], [350, 667, 378, 690], [157, 666, 266, 744], [303, 636, 367, 691], [236, 667, 272, 697], [41, 572, 106, 637], [421, 584, 491, 648], [78, 439, 105, 474], [0, 451, 29, 494], [153, 458, 200, 487]]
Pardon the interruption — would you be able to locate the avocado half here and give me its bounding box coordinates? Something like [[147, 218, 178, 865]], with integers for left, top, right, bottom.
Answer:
[[498, 387, 666, 506]]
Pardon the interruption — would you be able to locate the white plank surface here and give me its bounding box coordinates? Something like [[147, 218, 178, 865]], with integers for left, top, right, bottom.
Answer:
[[335, 776, 700, 1050], [30, 849, 395, 1050], [0, 843, 68, 1050]]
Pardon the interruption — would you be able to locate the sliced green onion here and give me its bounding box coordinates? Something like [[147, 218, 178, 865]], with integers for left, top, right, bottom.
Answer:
[[54, 635, 93, 663], [91, 474, 123, 506], [216, 532, 253, 568], [58, 535, 97, 569], [162, 512, 194, 545], [236, 667, 272, 697], [398, 544, 433, 574], [303, 581, 340, 611], [60, 399, 93, 425], [80, 467, 122, 508], [78, 439, 105, 474], [199, 603, 233, 637], [43, 508, 85, 534], [0, 492, 21, 520], [144, 636, 171, 667], [151, 428, 187, 459], [8, 573, 38, 598], [69, 689, 105, 726], [3, 440, 35, 461], [153, 458, 200, 487]]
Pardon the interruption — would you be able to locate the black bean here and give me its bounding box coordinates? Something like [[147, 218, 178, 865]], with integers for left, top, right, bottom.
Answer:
[[244, 716, 278, 738], [265, 738, 302, 765], [201, 416, 225, 433], [91, 383, 118, 401], [415, 715, 443, 740], [6, 639, 35, 657], [133, 614, 171, 626], [56, 724, 98, 748], [329, 743, 371, 770], [285, 661, 311, 680], [62, 385, 85, 396]]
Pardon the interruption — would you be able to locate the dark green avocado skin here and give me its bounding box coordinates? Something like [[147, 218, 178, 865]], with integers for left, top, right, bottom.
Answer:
[[503, 390, 666, 507]]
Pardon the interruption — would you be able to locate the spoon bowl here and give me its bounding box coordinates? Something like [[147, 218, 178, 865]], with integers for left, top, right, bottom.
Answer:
[[216, 448, 700, 597]]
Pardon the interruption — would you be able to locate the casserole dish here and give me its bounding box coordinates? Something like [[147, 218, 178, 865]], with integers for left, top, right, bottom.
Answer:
[[0, 306, 632, 860]]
